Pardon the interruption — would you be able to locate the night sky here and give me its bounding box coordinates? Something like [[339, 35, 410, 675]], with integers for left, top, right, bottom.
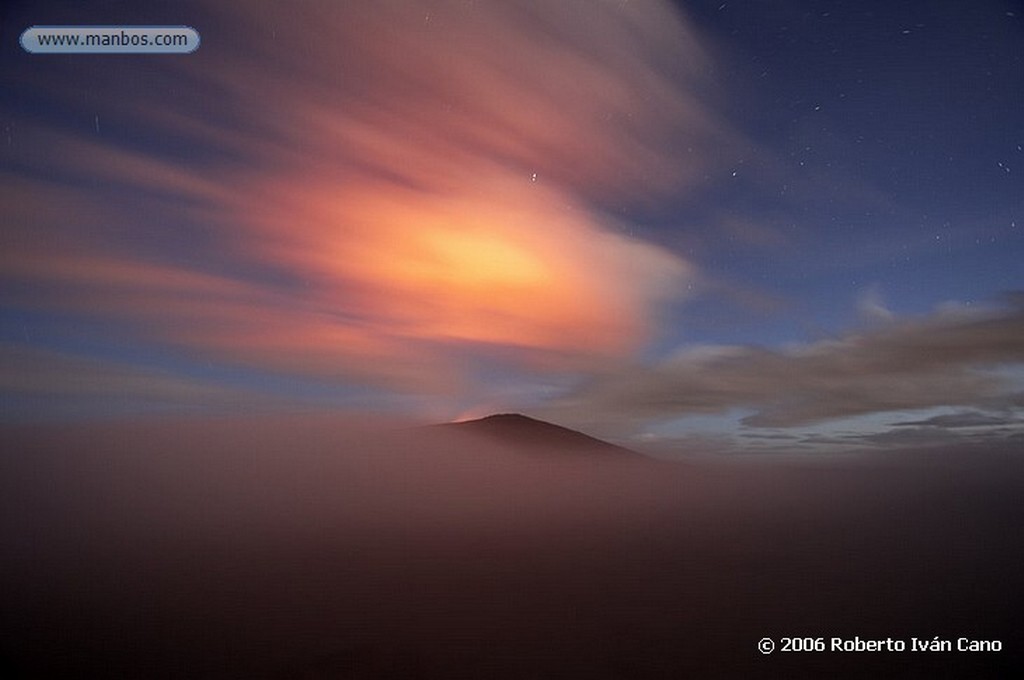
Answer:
[[2, 0, 1022, 455]]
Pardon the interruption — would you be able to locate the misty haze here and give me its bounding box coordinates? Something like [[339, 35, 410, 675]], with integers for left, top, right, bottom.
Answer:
[[2, 415, 1021, 677]]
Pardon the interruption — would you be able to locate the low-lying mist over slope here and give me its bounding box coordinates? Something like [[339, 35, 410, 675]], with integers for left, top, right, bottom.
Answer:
[[1, 415, 1021, 678]]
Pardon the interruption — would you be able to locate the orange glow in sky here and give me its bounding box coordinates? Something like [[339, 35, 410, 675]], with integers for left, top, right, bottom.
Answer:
[[2, 0, 702, 411], [244, 175, 692, 359]]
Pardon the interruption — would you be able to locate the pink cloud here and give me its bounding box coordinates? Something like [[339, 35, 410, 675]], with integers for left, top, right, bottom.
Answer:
[[2, 1, 721, 403]]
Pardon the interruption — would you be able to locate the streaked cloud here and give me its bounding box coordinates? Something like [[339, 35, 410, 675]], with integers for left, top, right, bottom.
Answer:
[[891, 410, 1020, 430], [0, 344, 273, 422], [2, 0, 717, 405], [545, 297, 1024, 435]]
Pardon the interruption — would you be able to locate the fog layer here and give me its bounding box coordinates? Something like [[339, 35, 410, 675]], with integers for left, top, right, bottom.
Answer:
[[2, 417, 1021, 678]]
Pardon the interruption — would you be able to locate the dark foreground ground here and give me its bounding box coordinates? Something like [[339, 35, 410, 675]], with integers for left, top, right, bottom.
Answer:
[[1, 416, 1021, 678]]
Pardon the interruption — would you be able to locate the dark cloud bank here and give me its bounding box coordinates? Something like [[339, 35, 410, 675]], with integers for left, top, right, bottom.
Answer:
[[2, 416, 1022, 678], [548, 296, 1024, 450]]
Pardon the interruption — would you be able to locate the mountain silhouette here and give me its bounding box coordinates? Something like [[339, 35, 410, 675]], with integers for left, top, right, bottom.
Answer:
[[436, 413, 643, 458]]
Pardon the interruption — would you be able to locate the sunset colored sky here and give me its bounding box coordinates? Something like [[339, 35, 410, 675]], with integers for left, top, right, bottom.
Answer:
[[2, 1, 1022, 454]]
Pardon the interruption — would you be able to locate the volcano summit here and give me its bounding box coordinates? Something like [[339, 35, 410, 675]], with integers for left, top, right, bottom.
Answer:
[[436, 413, 643, 458]]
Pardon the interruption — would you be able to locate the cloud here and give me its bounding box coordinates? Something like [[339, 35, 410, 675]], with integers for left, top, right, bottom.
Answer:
[[0, 344, 275, 422], [545, 297, 1024, 433], [891, 410, 1020, 429], [199, 0, 725, 204], [2, 0, 717, 404], [857, 284, 896, 323]]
